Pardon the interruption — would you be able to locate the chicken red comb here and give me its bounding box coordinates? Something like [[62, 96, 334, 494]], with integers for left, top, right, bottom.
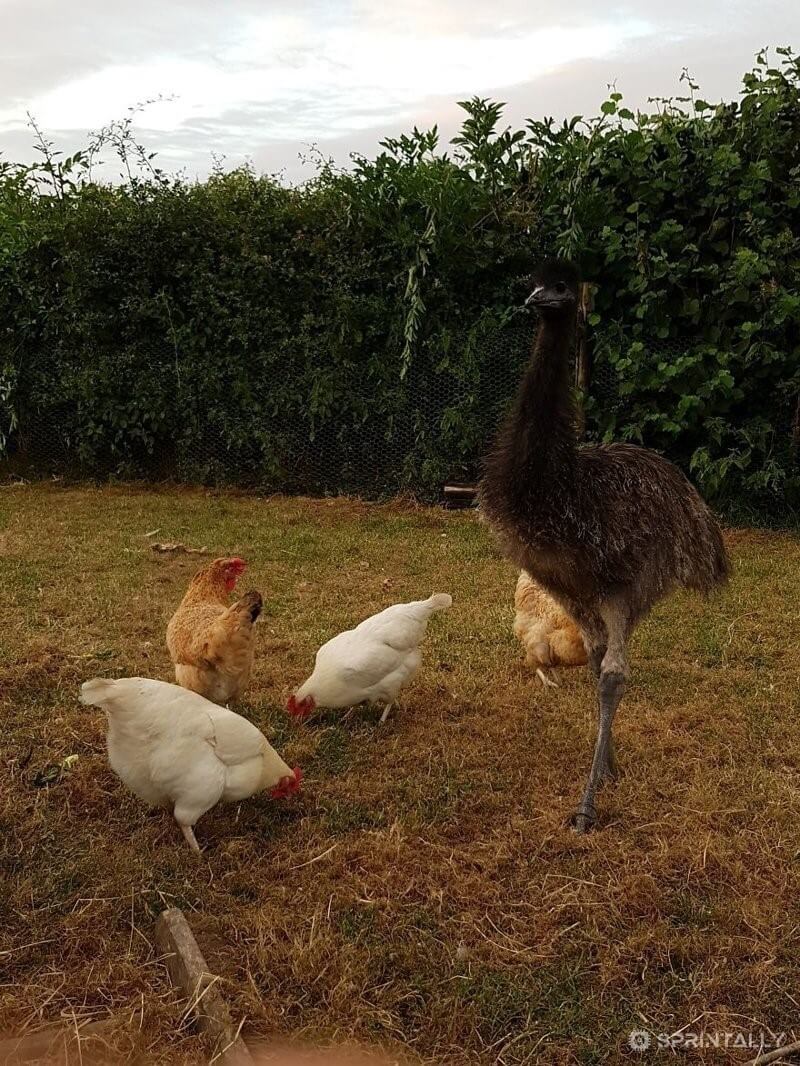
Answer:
[[226, 557, 247, 572]]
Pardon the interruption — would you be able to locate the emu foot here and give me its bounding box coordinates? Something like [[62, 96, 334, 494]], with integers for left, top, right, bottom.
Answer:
[[570, 803, 597, 834]]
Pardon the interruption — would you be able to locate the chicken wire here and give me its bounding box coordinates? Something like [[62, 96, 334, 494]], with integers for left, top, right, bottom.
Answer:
[[2, 320, 555, 500], [8, 326, 784, 504]]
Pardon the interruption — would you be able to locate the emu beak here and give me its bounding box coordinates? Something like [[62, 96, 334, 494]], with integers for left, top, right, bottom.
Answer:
[[525, 285, 544, 306]]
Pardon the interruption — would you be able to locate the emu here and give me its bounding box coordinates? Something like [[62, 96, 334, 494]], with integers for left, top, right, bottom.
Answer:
[[479, 259, 730, 832]]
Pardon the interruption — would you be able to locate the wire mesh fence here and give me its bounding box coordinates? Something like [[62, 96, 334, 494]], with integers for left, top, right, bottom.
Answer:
[[4, 321, 795, 509], [2, 321, 541, 500]]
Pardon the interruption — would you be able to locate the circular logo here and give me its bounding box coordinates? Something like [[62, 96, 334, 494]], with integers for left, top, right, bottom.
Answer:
[[628, 1030, 652, 1053]]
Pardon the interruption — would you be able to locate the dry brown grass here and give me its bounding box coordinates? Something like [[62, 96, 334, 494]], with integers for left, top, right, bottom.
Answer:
[[1, 483, 800, 1065]]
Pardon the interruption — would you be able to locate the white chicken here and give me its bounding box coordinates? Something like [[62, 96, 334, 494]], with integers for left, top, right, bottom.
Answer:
[[287, 593, 452, 724], [81, 677, 302, 852]]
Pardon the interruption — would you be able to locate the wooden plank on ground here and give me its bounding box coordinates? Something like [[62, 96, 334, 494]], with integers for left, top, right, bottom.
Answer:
[[155, 907, 254, 1066]]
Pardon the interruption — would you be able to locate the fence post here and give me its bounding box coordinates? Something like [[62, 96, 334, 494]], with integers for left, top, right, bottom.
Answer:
[[575, 282, 594, 437]]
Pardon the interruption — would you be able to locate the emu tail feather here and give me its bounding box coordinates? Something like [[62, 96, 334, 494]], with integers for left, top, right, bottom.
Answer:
[[683, 513, 731, 596], [709, 521, 731, 590]]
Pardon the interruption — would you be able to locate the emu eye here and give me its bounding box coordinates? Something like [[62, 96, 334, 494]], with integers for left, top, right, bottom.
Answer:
[[555, 282, 567, 294]]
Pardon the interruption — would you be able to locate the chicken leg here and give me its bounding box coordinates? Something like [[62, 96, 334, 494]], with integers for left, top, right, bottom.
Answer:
[[378, 702, 394, 725], [180, 824, 202, 853]]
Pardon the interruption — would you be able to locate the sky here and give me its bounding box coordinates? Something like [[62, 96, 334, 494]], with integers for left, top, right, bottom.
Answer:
[[1, 0, 798, 184]]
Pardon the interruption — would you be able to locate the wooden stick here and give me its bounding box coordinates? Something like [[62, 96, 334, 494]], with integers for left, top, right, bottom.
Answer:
[[748, 1038, 800, 1065], [155, 908, 254, 1066]]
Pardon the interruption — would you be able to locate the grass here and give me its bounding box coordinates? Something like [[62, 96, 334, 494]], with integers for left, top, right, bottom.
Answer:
[[1, 484, 800, 1064]]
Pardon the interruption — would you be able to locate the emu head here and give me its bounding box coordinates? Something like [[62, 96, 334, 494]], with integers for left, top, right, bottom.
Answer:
[[525, 258, 580, 319]]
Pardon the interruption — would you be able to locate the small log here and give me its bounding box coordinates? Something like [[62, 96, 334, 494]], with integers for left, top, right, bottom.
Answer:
[[155, 908, 254, 1066]]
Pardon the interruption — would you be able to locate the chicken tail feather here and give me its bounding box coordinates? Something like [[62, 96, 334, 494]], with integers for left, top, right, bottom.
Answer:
[[233, 589, 263, 624], [79, 678, 118, 707], [428, 593, 452, 612]]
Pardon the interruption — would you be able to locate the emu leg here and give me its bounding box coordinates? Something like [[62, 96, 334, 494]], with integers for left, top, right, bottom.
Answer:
[[587, 645, 607, 678], [585, 640, 615, 766], [572, 609, 629, 833], [605, 726, 619, 778], [572, 672, 625, 832], [578, 617, 607, 680]]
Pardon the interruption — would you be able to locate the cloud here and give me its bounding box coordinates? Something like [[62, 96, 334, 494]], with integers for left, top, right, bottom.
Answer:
[[1, 13, 648, 134], [0, 0, 797, 180]]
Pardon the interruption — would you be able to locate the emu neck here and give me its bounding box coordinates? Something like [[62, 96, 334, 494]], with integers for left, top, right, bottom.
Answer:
[[517, 316, 576, 465], [495, 313, 578, 495], [479, 309, 579, 542]]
